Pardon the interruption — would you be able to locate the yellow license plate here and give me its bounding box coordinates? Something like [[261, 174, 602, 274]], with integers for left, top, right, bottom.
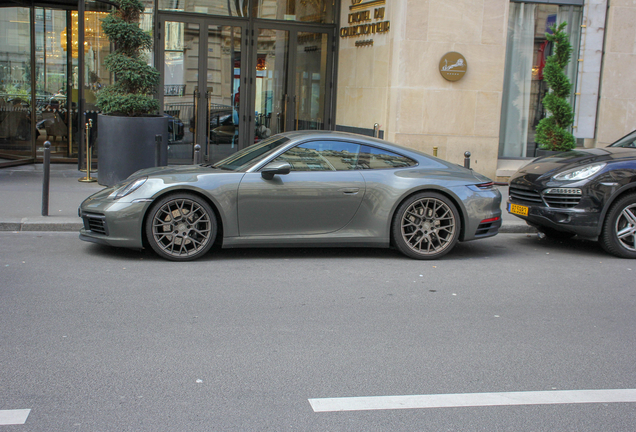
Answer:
[[509, 203, 529, 217]]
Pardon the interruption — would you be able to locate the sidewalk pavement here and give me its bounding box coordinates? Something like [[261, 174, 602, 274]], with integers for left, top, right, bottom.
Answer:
[[0, 164, 535, 234]]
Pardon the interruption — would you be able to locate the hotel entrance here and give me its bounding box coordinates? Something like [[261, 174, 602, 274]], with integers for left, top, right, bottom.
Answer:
[[157, 5, 336, 164], [0, 0, 338, 167], [0, 1, 113, 167]]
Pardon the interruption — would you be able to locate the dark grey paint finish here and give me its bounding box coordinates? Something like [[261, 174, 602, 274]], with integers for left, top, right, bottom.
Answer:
[[80, 131, 502, 253]]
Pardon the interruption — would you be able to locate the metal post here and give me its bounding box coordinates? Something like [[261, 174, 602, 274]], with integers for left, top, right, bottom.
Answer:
[[433, 146, 438, 157], [77, 0, 86, 171], [79, 120, 97, 182], [193, 144, 201, 165], [155, 134, 162, 167], [42, 141, 51, 216], [464, 151, 472, 169], [373, 123, 380, 138]]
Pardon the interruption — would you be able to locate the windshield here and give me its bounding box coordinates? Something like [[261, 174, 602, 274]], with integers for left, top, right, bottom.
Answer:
[[609, 130, 636, 148], [212, 136, 290, 171]]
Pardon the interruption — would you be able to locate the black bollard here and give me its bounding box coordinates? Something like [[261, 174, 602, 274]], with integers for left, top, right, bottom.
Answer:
[[42, 141, 51, 216], [194, 144, 201, 165], [155, 134, 162, 167], [464, 151, 471, 169]]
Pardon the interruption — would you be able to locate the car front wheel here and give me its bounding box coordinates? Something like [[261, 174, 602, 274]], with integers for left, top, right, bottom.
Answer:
[[392, 192, 461, 259], [146, 193, 217, 261], [600, 193, 636, 259]]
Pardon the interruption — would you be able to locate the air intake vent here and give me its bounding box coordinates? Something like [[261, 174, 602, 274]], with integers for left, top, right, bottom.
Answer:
[[83, 214, 108, 236]]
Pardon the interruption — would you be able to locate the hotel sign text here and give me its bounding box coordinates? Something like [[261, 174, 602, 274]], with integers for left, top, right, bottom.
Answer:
[[340, 0, 390, 43]]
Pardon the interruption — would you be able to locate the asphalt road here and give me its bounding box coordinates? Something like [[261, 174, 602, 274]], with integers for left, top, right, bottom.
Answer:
[[1, 232, 635, 431]]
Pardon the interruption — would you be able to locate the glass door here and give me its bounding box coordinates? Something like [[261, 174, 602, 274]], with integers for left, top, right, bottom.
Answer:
[[158, 15, 245, 164], [0, 7, 34, 164], [251, 25, 333, 144], [293, 31, 330, 132], [252, 28, 289, 142]]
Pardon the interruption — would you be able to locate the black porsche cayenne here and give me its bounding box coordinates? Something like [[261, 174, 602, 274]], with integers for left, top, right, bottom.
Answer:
[[508, 130, 636, 258]]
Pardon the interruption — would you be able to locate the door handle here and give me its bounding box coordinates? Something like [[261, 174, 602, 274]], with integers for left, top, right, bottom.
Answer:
[[339, 187, 360, 195]]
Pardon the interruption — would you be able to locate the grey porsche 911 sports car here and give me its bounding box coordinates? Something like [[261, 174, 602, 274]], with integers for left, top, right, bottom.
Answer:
[[79, 131, 502, 261]]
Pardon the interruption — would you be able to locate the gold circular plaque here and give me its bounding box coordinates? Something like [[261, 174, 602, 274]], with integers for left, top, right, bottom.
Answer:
[[439, 52, 467, 82]]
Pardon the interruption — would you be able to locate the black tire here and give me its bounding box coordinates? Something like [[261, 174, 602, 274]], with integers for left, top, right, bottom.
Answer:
[[537, 226, 576, 240], [145, 193, 217, 261], [600, 193, 636, 259], [392, 192, 461, 260]]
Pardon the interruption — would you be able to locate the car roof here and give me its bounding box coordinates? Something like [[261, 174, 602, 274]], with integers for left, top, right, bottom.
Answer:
[[278, 130, 420, 155]]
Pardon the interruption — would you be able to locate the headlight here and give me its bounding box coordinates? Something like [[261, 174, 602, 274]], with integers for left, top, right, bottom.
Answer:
[[109, 177, 147, 199], [552, 162, 606, 181]]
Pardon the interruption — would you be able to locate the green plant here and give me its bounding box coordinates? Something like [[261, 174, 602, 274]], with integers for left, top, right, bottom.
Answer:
[[536, 21, 575, 152], [97, 0, 159, 116]]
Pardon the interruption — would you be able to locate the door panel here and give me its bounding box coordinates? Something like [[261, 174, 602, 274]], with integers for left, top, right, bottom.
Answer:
[[237, 171, 365, 236], [162, 19, 200, 163], [293, 32, 329, 131], [251, 27, 332, 143], [159, 16, 333, 164], [253, 28, 289, 142], [160, 16, 245, 164], [205, 24, 242, 163]]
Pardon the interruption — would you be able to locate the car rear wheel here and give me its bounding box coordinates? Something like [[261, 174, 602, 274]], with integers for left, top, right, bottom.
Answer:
[[146, 193, 217, 261], [600, 193, 636, 259], [392, 192, 460, 260]]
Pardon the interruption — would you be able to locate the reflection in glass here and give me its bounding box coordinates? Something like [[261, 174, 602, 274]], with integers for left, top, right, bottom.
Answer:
[[0, 7, 33, 163], [499, 4, 582, 158], [294, 32, 327, 131], [206, 25, 242, 163], [159, 0, 247, 17], [164, 21, 199, 163], [255, 29, 289, 142], [253, 0, 334, 23]]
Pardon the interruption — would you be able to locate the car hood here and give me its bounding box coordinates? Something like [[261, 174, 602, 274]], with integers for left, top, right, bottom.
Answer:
[[516, 147, 636, 178], [130, 164, 228, 179]]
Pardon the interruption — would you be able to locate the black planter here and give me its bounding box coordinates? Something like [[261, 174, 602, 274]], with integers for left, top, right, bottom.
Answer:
[[97, 114, 168, 187]]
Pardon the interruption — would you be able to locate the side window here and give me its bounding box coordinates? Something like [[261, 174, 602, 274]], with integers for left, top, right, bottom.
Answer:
[[357, 145, 417, 169], [274, 141, 361, 171]]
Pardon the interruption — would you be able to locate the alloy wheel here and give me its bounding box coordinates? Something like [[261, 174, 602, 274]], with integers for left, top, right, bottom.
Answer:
[[615, 203, 636, 252], [400, 197, 456, 256], [151, 197, 213, 259]]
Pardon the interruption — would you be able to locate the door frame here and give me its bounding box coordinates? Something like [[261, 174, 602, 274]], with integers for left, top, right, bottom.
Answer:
[[156, 13, 337, 159], [247, 21, 336, 144], [156, 13, 250, 160]]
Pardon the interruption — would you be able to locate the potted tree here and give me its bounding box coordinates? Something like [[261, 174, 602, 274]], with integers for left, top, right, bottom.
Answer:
[[535, 22, 576, 156], [97, 0, 168, 186]]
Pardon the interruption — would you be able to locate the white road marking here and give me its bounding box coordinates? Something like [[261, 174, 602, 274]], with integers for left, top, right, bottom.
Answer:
[[0, 409, 31, 425], [309, 389, 636, 412]]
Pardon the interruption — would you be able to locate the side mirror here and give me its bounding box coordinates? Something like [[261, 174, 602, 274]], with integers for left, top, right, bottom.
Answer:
[[261, 161, 291, 180]]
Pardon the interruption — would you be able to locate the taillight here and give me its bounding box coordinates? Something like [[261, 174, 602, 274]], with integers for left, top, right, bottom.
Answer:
[[480, 216, 500, 224], [467, 182, 495, 192], [476, 182, 494, 189]]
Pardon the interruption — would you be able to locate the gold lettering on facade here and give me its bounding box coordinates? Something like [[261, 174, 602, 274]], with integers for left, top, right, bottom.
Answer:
[[340, 21, 390, 37], [342, 0, 390, 43], [348, 10, 371, 24]]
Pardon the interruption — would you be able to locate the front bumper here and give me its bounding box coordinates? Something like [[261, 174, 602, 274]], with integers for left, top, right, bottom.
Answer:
[[79, 193, 150, 248], [507, 175, 610, 239], [507, 200, 601, 238]]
